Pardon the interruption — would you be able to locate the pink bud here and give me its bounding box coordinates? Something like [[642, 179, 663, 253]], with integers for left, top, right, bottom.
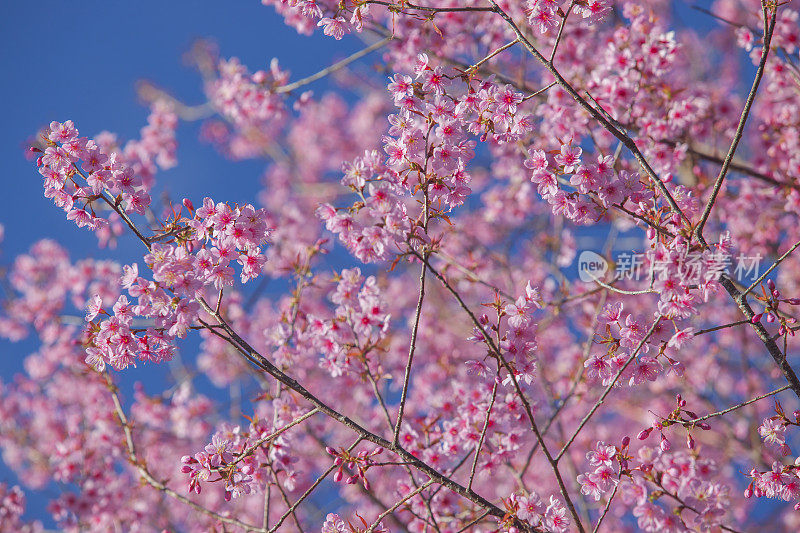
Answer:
[[686, 433, 695, 450], [698, 422, 711, 430], [183, 198, 194, 211], [744, 483, 754, 499], [637, 428, 652, 440], [325, 447, 337, 455], [751, 313, 763, 323], [768, 279, 776, 291], [767, 313, 776, 323], [660, 434, 671, 452], [622, 436, 630, 447], [333, 467, 343, 483]]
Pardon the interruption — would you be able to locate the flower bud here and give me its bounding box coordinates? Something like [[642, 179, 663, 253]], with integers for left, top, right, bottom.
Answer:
[[182, 198, 194, 211], [744, 483, 754, 499], [751, 313, 763, 323], [637, 428, 653, 440], [622, 436, 630, 447]]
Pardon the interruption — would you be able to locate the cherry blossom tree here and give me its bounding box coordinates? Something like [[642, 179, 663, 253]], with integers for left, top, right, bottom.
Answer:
[[3, 0, 800, 531]]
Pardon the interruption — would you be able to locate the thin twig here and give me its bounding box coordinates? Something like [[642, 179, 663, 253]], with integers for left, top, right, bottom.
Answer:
[[467, 378, 498, 491], [105, 373, 262, 532], [556, 316, 662, 461], [367, 480, 434, 533], [681, 385, 790, 425], [695, 8, 777, 239], [550, 1, 577, 64], [694, 319, 751, 336], [743, 238, 800, 297], [276, 37, 391, 94], [394, 259, 428, 446], [591, 477, 621, 533]]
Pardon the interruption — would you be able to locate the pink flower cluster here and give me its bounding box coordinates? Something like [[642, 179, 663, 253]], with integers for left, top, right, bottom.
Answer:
[[746, 462, 800, 509], [526, 144, 650, 224], [206, 58, 290, 158], [320, 58, 541, 263], [181, 401, 305, 501], [0, 483, 42, 533], [506, 491, 570, 532], [305, 268, 391, 377], [82, 198, 270, 371], [577, 441, 619, 501], [466, 281, 540, 387], [326, 445, 383, 490], [321, 512, 388, 533], [36, 120, 151, 230], [583, 304, 669, 387]]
